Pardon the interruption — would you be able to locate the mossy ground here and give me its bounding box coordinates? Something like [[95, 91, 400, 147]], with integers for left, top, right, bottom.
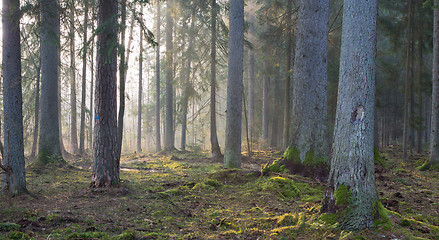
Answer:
[[0, 147, 439, 239]]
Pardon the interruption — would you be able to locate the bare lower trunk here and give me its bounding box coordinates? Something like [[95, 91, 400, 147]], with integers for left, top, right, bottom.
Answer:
[[164, 0, 175, 151], [430, 0, 439, 165], [137, 9, 143, 153], [155, 0, 162, 153], [79, 0, 89, 156], [283, 0, 293, 149], [69, 3, 78, 154], [262, 60, 269, 145]]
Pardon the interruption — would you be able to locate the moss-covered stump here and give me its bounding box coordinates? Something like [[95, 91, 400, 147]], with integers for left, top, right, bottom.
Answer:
[[262, 147, 329, 182]]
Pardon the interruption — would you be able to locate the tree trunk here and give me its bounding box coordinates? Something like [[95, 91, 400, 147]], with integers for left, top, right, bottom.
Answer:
[[181, 14, 194, 151], [324, 0, 378, 231], [403, 0, 414, 161], [38, 0, 62, 164], [247, 14, 255, 150], [89, 16, 95, 152], [262, 59, 269, 145], [30, 64, 40, 159], [210, 0, 222, 160], [2, 0, 27, 195], [117, 0, 127, 158], [289, 0, 329, 162], [164, 0, 175, 151], [270, 64, 281, 148], [155, 0, 162, 153], [137, 6, 143, 153], [91, 0, 119, 187], [416, 0, 424, 154], [224, 0, 244, 169], [69, 1, 78, 154], [79, 0, 89, 156], [430, 0, 439, 166], [283, 0, 293, 149]]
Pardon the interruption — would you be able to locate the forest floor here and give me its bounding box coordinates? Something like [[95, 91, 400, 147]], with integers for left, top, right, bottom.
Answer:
[[0, 146, 439, 239]]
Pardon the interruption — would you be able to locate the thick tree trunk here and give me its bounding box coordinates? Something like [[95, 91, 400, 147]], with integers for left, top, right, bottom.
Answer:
[[137, 7, 143, 153], [283, 0, 293, 149], [155, 0, 162, 153], [210, 0, 222, 160], [69, 2, 78, 154], [430, 0, 439, 166], [324, 0, 378, 231], [2, 0, 27, 195], [91, 0, 119, 187], [79, 0, 89, 156], [289, 0, 329, 162], [164, 0, 175, 151], [38, 0, 62, 163], [224, 0, 244, 168]]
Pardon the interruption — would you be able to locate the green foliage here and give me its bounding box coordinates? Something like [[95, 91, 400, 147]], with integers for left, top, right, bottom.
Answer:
[[35, 149, 65, 166], [276, 214, 298, 226], [8, 231, 30, 240], [115, 230, 136, 240], [66, 231, 109, 239], [261, 160, 285, 175], [0, 223, 20, 231], [204, 179, 222, 188], [335, 185, 351, 206], [372, 201, 392, 230], [400, 219, 411, 227]]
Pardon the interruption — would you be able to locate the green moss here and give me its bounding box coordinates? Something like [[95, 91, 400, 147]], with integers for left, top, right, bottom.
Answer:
[[276, 214, 298, 226], [418, 160, 431, 171], [335, 185, 351, 206], [116, 230, 136, 240], [66, 232, 109, 239], [8, 231, 30, 240], [261, 177, 300, 198], [374, 147, 386, 167], [372, 201, 392, 230], [261, 160, 286, 175], [400, 219, 411, 227], [284, 147, 300, 163], [36, 149, 65, 166], [319, 213, 338, 225], [0, 223, 21, 231], [303, 150, 325, 166], [204, 179, 222, 188]]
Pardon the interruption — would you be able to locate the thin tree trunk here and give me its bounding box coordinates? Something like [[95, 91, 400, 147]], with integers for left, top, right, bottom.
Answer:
[[283, 0, 293, 149], [117, 0, 127, 158], [69, 2, 78, 154], [137, 6, 143, 153], [30, 64, 40, 159], [403, 0, 414, 161], [430, 0, 439, 166], [224, 0, 244, 168], [210, 0, 222, 160], [89, 17, 95, 152], [79, 0, 89, 156], [181, 14, 194, 151], [247, 14, 255, 150], [164, 0, 175, 151], [155, 0, 162, 153], [270, 64, 281, 148], [417, 0, 424, 153], [262, 59, 269, 144]]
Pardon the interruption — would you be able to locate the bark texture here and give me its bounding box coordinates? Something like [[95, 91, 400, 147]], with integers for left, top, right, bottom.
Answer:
[[283, 0, 293, 149], [39, 0, 61, 162], [325, 0, 378, 231], [91, 0, 119, 187], [290, 0, 329, 161], [262, 60, 269, 144], [164, 0, 175, 150], [137, 9, 143, 153], [247, 14, 256, 146], [430, 0, 439, 165], [224, 0, 244, 169], [2, 0, 27, 195]]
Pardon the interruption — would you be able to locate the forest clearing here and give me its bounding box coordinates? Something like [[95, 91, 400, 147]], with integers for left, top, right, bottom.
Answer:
[[1, 147, 439, 240]]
